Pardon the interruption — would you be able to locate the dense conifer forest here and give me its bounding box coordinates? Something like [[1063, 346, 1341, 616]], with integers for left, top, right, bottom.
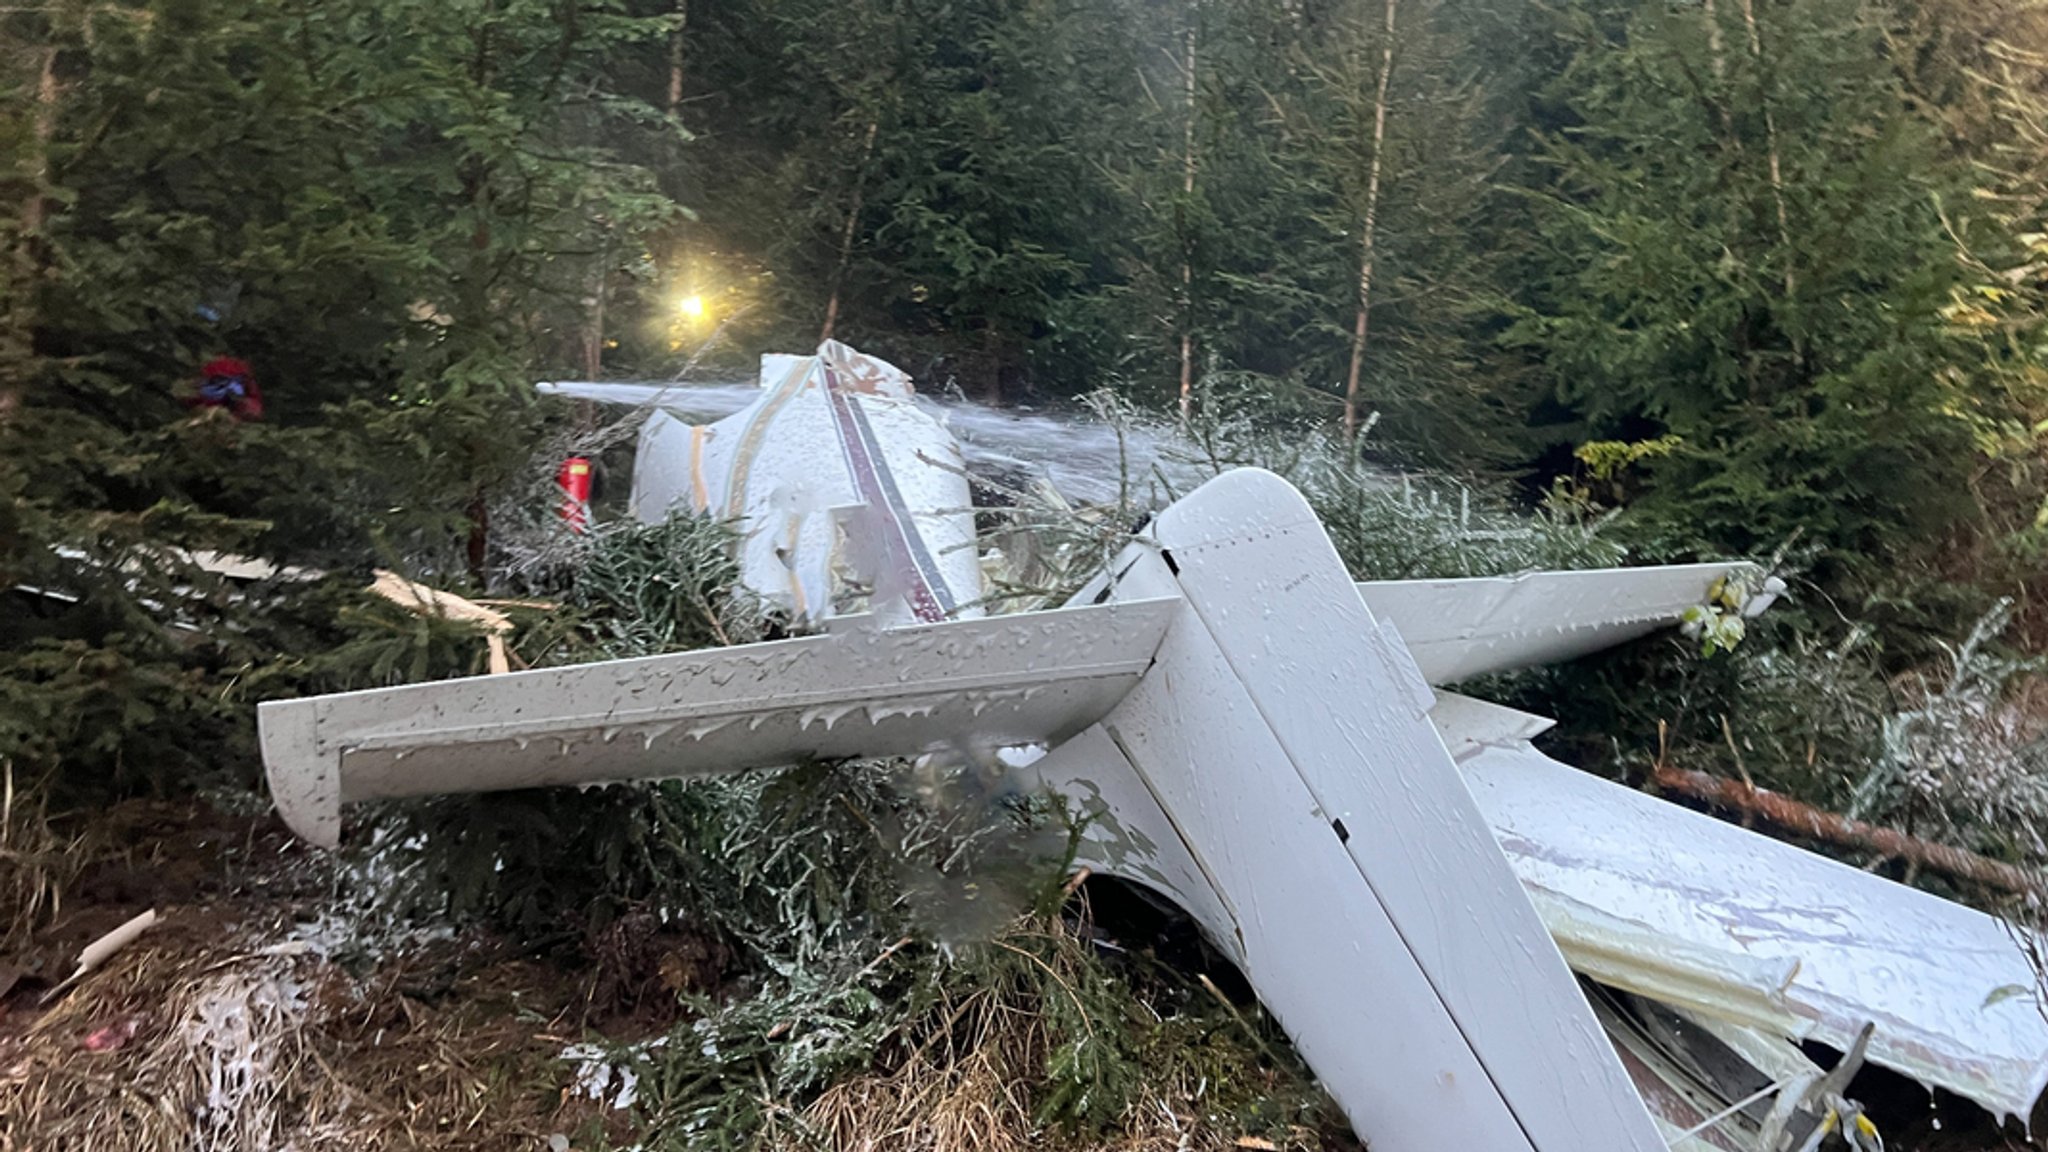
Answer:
[[10, 3, 2048, 1148]]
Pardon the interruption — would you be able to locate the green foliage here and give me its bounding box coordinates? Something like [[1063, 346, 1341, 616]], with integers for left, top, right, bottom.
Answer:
[[348, 762, 906, 946], [1499, 0, 1987, 564], [1168, 384, 1624, 578], [565, 512, 770, 656], [0, 0, 685, 805]]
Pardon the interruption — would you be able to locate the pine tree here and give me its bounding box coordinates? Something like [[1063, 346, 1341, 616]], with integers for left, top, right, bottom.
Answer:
[[1286, 0, 1524, 463], [0, 0, 684, 803], [682, 0, 1149, 397], [1895, 0, 2048, 560], [1500, 0, 1982, 563]]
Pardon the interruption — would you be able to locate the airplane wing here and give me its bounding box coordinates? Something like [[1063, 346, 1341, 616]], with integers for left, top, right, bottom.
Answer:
[[259, 599, 1178, 850], [1462, 739, 2048, 1122], [1360, 564, 1778, 684]]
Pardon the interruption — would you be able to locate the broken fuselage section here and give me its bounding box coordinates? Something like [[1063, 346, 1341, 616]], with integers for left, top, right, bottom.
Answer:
[[265, 343, 2048, 1150]]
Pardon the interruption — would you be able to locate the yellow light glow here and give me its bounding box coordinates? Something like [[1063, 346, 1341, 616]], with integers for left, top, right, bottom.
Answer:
[[677, 294, 706, 318]]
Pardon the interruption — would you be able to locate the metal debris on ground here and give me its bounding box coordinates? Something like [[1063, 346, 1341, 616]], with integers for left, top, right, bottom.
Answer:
[[246, 341, 2048, 1151]]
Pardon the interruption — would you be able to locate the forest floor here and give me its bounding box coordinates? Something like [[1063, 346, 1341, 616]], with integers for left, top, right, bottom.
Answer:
[[0, 797, 655, 1151], [0, 794, 2041, 1152]]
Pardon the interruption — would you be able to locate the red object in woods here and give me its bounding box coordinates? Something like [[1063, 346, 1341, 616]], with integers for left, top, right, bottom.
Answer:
[[557, 457, 592, 533], [188, 356, 264, 420]]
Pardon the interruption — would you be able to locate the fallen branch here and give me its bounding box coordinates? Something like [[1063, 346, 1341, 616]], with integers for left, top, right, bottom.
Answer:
[[1650, 765, 2044, 897], [368, 570, 514, 674]]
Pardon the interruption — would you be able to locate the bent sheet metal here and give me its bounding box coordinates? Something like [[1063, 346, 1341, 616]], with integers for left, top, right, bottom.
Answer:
[[265, 342, 2048, 1150], [626, 341, 983, 625]]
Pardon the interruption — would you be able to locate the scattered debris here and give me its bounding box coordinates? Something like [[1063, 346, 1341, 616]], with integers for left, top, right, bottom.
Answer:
[[42, 908, 157, 1004], [368, 569, 516, 674], [81, 1016, 141, 1052], [1, 902, 617, 1152]]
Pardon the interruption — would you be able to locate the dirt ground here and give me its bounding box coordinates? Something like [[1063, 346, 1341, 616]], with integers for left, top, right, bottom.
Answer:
[[1, 797, 2041, 1152], [0, 799, 652, 1152]]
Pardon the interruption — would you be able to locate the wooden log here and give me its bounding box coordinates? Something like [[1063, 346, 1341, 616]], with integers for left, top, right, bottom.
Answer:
[[1649, 764, 2044, 898]]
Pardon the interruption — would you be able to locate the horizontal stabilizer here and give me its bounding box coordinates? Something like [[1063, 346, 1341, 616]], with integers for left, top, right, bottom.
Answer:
[[1429, 691, 1556, 761], [1360, 563, 1772, 684], [258, 599, 1177, 848]]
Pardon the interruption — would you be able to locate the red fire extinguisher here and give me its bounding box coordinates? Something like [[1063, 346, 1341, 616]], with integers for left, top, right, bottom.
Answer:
[[557, 457, 592, 533]]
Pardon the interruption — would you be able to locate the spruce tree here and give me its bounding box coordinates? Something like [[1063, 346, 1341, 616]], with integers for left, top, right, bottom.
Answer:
[[0, 0, 683, 803], [1502, 0, 1981, 563]]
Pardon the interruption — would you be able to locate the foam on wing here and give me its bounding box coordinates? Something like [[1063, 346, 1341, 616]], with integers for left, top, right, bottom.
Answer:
[[259, 600, 1177, 848]]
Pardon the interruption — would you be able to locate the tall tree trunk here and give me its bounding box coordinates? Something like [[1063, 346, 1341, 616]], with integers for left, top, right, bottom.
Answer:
[[1700, 0, 1736, 139], [1178, 24, 1198, 419], [23, 45, 56, 237], [667, 0, 687, 117], [1737, 0, 1795, 298], [1342, 0, 1398, 441], [3, 44, 60, 424], [820, 121, 879, 344], [580, 234, 608, 382], [1702, 0, 1727, 78]]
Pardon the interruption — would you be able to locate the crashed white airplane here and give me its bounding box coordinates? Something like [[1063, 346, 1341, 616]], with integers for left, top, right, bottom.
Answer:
[[263, 342, 2048, 1151]]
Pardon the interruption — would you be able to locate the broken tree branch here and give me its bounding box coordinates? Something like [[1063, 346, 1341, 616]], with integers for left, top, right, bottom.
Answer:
[[369, 569, 515, 674], [1650, 764, 2044, 897]]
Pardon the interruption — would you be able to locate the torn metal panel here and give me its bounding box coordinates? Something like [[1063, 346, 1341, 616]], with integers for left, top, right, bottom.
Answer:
[[1674, 1007, 1826, 1091], [1359, 564, 1776, 684], [1591, 983, 1818, 1152], [258, 598, 1176, 849], [630, 341, 983, 625], [1527, 887, 1808, 1039], [1463, 741, 2048, 1121]]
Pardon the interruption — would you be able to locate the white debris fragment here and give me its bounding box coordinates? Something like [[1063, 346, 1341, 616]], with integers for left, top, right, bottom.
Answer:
[[560, 1037, 667, 1112]]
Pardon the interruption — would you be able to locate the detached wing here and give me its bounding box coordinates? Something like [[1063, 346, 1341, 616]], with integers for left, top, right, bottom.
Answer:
[[1464, 740, 2048, 1121], [259, 600, 1178, 848]]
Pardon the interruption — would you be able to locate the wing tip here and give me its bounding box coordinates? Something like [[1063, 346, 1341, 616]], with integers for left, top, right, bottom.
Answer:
[[258, 699, 342, 849]]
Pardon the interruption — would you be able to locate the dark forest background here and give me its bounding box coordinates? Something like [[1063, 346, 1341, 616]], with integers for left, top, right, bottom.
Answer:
[[10, 0, 2048, 863]]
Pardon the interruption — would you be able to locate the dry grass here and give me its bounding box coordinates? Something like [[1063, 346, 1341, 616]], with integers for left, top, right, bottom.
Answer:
[[775, 919, 1331, 1152], [3, 792, 1342, 1152], [1, 923, 602, 1152], [0, 760, 91, 953], [792, 988, 1036, 1152]]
